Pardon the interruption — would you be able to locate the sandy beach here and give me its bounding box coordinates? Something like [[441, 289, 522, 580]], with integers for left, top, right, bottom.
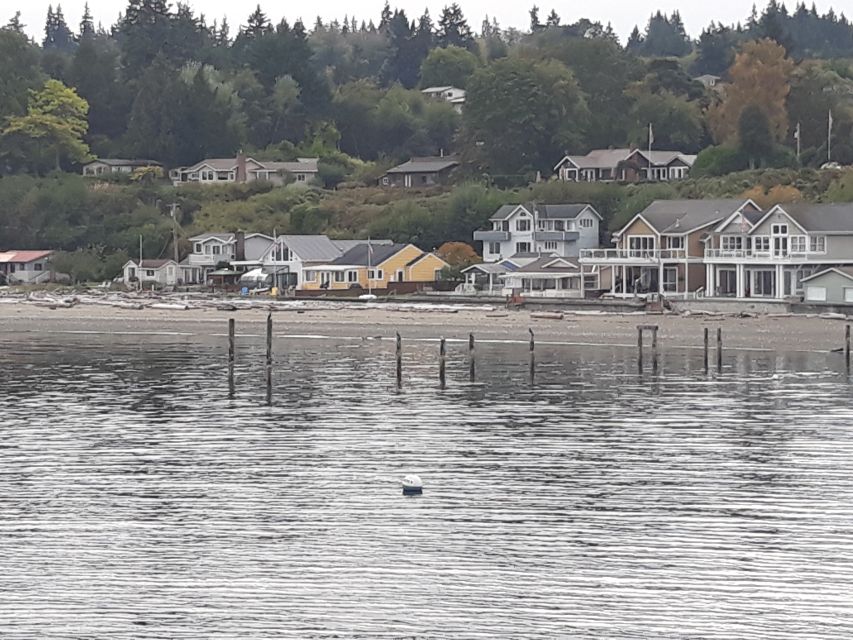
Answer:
[[0, 298, 850, 354]]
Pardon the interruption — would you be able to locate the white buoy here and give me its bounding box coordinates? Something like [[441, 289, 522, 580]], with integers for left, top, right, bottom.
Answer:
[[402, 474, 423, 495]]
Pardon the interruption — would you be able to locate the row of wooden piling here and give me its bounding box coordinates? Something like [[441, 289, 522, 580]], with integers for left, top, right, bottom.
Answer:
[[228, 318, 853, 396]]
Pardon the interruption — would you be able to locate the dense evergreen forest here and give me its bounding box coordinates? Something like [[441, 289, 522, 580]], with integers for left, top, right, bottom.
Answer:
[[1, 1, 853, 279]]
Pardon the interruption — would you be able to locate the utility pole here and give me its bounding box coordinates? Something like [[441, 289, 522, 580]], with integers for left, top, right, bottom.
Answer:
[[168, 203, 180, 264]]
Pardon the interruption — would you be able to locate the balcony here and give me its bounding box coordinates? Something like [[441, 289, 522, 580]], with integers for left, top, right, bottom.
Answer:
[[579, 248, 688, 263], [704, 248, 813, 262], [473, 230, 510, 242], [533, 230, 580, 242], [188, 253, 235, 267]]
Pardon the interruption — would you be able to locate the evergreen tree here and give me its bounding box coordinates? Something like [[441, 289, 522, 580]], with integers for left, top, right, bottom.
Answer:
[[379, 2, 392, 30], [437, 3, 475, 51], [5, 11, 25, 33], [626, 25, 643, 51], [546, 10, 561, 28], [79, 3, 95, 39], [529, 6, 542, 32], [245, 5, 270, 38]]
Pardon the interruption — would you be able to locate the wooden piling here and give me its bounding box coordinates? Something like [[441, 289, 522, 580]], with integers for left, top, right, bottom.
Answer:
[[265, 313, 273, 404], [703, 327, 709, 373], [528, 328, 535, 382], [468, 332, 475, 382], [846, 324, 850, 370], [637, 326, 643, 372], [228, 318, 235, 395], [396, 332, 402, 388], [651, 326, 659, 373], [716, 327, 723, 372], [439, 338, 447, 388]]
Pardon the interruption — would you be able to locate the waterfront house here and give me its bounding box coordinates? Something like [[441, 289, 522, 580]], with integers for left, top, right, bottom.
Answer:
[[188, 232, 237, 279], [0, 250, 53, 284], [122, 259, 180, 287], [303, 243, 448, 293], [82, 158, 162, 177], [554, 148, 696, 183], [704, 202, 853, 299], [499, 256, 585, 298], [380, 156, 459, 188], [171, 154, 319, 186], [580, 199, 760, 298], [801, 268, 853, 304], [421, 86, 466, 113], [473, 203, 602, 262], [460, 260, 522, 295]]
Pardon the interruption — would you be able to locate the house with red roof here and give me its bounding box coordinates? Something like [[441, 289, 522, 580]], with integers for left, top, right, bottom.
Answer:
[[0, 250, 53, 284]]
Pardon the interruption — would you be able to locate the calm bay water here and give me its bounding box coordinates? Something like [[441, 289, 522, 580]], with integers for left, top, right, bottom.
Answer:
[[1, 330, 852, 638]]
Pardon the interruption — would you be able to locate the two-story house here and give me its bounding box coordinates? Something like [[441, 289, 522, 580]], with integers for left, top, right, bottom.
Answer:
[[421, 86, 466, 113], [302, 243, 448, 293], [171, 155, 319, 186], [580, 199, 760, 297], [473, 203, 602, 262], [704, 202, 853, 299], [554, 149, 696, 183]]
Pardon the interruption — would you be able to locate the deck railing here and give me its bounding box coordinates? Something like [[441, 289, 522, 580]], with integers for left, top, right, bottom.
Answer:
[[580, 248, 688, 261]]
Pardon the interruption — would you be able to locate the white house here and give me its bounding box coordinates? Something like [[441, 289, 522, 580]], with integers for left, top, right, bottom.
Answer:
[[421, 86, 466, 113], [188, 233, 237, 279], [500, 256, 585, 298], [171, 154, 319, 187], [82, 158, 162, 176], [123, 259, 180, 287], [473, 203, 602, 263], [0, 250, 53, 284]]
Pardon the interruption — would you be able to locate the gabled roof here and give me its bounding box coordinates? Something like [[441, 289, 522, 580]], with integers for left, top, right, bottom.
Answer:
[[126, 259, 175, 269], [421, 86, 458, 93], [331, 239, 392, 253], [279, 235, 345, 262], [489, 203, 601, 221], [261, 158, 319, 174], [514, 256, 580, 273], [404, 252, 449, 268], [0, 250, 53, 263], [86, 158, 162, 167], [713, 205, 765, 233], [762, 203, 853, 233], [462, 261, 519, 275], [333, 243, 409, 267], [386, 157, 459, 174], [189, 232, 235, 243], [618, 199, 754, 236], [628, 149, 697, 168], [800, 266, 853, 283], [555, 148, 696, 171]]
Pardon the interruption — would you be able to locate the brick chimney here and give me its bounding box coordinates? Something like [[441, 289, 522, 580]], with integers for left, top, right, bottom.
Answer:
[[235, 230, 245, 261], [236, 151, 247, 183]]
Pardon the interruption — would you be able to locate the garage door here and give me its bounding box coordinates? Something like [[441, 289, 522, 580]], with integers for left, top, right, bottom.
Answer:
[[845, 288, 853, 303], [806, 286, 827, 302]]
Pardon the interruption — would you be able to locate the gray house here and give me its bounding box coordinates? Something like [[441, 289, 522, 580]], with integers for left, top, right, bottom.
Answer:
[[704, 202, 853, 299], [474, 203, 602, 262], [82, 158, 162, 176], [801, 267, 853, 304], [380, 156, 459, 188]]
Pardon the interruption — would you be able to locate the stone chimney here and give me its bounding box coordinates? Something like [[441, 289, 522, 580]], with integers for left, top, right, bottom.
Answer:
[[235, 230, 245, 261], [236, 151, 247, 183]]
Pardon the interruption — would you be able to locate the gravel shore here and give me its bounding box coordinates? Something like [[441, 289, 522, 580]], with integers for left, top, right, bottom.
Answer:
[[0, 299, 849, 354]]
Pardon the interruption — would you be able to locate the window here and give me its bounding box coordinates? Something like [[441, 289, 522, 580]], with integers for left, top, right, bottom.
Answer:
[[347, 270, 358, 283], [145, 270, 155, 277], [627, 236, 655, 256], [544, 241, 558, 251], [663, 267, 678, 292], [810, 236, 826, 253], [297, 174, 306, 182], [721, 236, 743, 251], [771, 223, 788, 235], [368, 269, 383, 280], [579, 218, 594, 228], [212, 245, 221, 255], [665, 236, 683, 249], [515, 242, 531, 254], [194, 243, 202, 253], [381, 177, 389, 186], [501, 221, 510, 232], [789, 236, 807, 253], [516, 218, 530, 232], [334, 271, 345, 283], [34, 263, 43, 271], [488, 242, 500, 254], [554, 220, 565, 231], [751, 236, 770, 253], [845, 288, 853, 303], [304, 271, 317, 282], [806, 286, 827, 302]]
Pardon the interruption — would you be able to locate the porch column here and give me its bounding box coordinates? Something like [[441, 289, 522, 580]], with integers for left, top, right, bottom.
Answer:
[[610, 267, 616, 295], [621, 266, 627, 296], [710, 265, 716, 297], [658, 261, 665, 295], [736, 265, 746, 298], [776, 264, 784, 299], [684, 257, 689, 300]]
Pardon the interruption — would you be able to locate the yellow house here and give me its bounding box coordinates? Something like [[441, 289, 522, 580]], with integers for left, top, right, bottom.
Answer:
[[302, 242, 449, 292]]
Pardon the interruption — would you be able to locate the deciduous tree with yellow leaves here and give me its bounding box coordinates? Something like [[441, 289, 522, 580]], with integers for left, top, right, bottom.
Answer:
[[709, 39, 794, 145]]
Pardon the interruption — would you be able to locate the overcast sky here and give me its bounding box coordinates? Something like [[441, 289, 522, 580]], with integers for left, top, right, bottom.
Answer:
[[9, 0, 844, 43]]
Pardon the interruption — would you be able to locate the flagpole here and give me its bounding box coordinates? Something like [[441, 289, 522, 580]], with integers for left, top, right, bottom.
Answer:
[[648, 122, 653, 180], [795, 122, 800, 163], [367, 237, 372, 296], [828, 109, 833, 163]]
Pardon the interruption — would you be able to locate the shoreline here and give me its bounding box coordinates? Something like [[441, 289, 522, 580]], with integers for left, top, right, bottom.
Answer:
[[1, 298, 850, 354]]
